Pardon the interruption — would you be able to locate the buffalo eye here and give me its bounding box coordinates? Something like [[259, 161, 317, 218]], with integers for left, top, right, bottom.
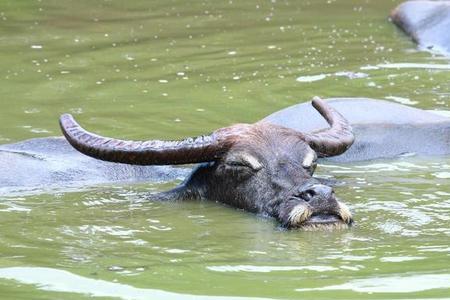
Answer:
[[224, 154, 263, 172]]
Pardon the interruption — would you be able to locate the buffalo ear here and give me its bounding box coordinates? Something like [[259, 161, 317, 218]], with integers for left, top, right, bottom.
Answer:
[[303, 97, 354, 157]]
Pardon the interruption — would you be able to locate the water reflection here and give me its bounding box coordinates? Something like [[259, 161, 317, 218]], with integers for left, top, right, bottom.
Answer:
[[0, 267, 270, 300], [296, 273, 450, 293]]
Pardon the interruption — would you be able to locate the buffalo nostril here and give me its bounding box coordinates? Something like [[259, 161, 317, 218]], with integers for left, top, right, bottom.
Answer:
[[298, 184, 333, 201], [303, 190, 315, 201], [311, 184, 333, 199]]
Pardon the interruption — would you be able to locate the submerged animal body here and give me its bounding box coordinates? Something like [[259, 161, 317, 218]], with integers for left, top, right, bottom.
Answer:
[[0, 137, 189, 194], [265, 98, 450, 162], [390, 0, 450, 55], [1, 98, 449, 229]]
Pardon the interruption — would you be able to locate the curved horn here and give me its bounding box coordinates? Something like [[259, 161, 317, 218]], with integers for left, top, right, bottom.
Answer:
[[59, 114, 229, 165], [304, 97, 354, 157]]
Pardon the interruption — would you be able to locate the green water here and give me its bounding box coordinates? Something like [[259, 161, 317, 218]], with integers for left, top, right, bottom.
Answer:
[[0, 0, 449, 299]]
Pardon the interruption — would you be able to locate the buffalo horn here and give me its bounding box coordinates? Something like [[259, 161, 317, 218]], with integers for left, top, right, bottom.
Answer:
[[304, 97, 354, 157], [59, 114, 228, 165]]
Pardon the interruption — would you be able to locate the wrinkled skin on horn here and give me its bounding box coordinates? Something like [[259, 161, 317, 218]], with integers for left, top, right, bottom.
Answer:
[[60, 98, 355, 230]]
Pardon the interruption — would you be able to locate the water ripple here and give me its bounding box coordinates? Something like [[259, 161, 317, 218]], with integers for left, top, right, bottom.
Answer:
[[0, 267, 270, 300], [296, 274, 450, 293]]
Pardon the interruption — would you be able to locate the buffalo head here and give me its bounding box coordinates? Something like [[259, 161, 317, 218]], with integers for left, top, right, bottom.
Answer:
[[60, 97, 354, 230]]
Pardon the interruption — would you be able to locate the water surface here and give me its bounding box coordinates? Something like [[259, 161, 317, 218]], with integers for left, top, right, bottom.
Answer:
[[0, 0, 449, 299]]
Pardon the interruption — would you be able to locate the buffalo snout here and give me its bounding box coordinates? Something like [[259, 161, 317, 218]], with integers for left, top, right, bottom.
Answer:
[[280, 183, 352, 230]]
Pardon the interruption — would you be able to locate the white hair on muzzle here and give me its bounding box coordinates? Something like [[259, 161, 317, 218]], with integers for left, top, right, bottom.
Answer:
[[288, 203, 312, 226], [337, 201, 352, 224]]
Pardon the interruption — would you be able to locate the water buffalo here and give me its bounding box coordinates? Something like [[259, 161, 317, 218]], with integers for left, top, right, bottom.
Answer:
[[391, 1, 450, 55], [59, 98, 354, 230], [2, 98, 449, 229]]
